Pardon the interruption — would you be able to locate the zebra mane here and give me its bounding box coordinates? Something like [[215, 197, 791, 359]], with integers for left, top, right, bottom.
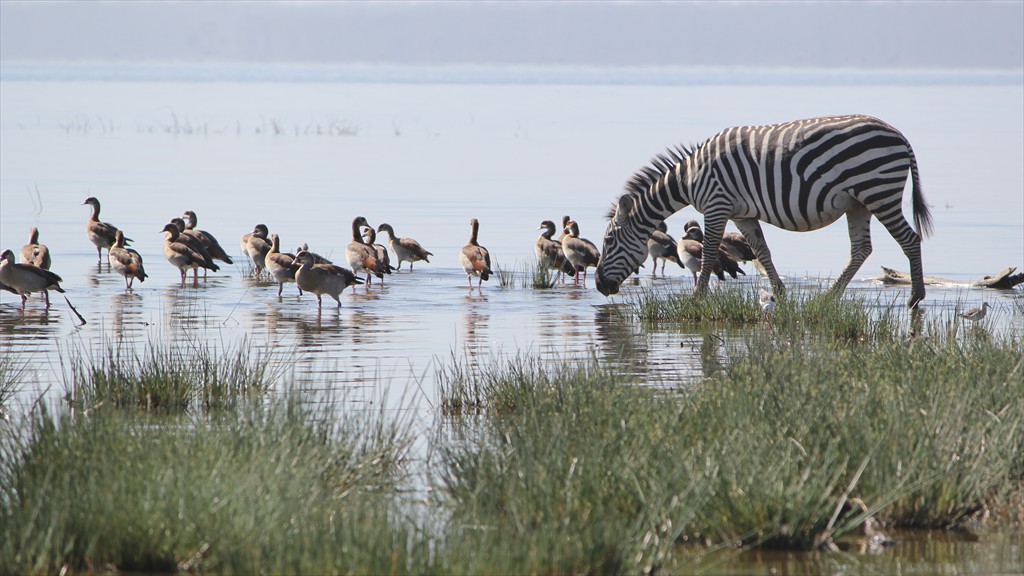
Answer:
[[608, 144, 694, 220]]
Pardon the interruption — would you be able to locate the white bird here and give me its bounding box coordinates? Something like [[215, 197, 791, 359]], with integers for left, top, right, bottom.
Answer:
[[759, 287, 776, 322]]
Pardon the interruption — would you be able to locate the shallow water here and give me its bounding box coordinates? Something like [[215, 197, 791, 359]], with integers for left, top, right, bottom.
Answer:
[[2, 66, 1021, 408]]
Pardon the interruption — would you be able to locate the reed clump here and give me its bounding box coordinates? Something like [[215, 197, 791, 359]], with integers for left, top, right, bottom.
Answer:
[[434, 312, 1023, 571], [0, 392, 419, 574], [67, 338, 276, 413], [624, 285, 901, 342]]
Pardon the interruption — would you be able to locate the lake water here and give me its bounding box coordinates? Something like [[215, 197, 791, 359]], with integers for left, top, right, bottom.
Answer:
[[1, 63, 1022, 571], [1, 64, 1022, 409]]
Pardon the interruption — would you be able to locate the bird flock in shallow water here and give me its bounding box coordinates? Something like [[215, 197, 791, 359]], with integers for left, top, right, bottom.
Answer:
[[1, 196, 773, 314]]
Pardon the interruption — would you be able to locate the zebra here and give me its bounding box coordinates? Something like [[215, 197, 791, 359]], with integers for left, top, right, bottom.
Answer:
[[595, 115, 933, 308]]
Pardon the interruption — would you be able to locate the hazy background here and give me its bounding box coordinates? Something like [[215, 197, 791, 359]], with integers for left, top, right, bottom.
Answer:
[[1, 1, 1022, 70]]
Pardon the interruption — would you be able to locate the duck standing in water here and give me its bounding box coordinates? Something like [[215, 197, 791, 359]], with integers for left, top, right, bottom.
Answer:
[[19, 227, 52, 270], [376, 223, 432, 271], [0, 249, 65, 308], [460, 218, 492, 288], [109, 230, 148, 290], [294, 250, 363, 308], [83, 196, 132, 263], [561, 220, 600, 287]]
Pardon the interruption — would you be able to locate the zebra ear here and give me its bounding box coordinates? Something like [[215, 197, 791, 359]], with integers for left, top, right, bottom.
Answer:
[[615, 195, 634, 226]]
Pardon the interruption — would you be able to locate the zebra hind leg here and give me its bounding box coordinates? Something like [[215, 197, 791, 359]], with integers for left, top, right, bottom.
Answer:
[[828, 203, 873, 298], [877, 213, 926, 308], [733, 219, 786, 297]]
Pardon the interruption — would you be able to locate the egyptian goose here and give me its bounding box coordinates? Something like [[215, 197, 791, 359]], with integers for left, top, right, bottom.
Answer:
[[109, 229, 147, 290], [181, 210, 233, 266], [245, 224, 272, 277], [0, 249, 65, 307], [460, 218, 492, 288], [362, 226, 396, 280], [162, 223, 219, 287], [346, 217, 386, 285], [561, 220, 600, 287], [685, 219, 758, 269], [678, 227, 743, 283], [376, 223, 432, 271], [535, 220, 575, 282], [171, 218, 219, 279], [83, 197, 132, 263], [294, 250, 363, 308], [19, 227, 51, 269], [647, 222, 681, 275], [265, 233, 301, 297]]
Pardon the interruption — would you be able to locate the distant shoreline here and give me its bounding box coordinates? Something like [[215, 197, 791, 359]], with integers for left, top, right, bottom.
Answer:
[[2, 61, 1022, 87]]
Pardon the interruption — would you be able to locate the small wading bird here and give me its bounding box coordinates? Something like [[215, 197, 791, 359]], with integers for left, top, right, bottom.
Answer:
[[108, 230, 147, 290], [460, 218, 492, 288], [759, 287, 776, 323], [0, 249, 65, 308], [376, 223, 432, 271], [294, 250, 362, 308], [958, 302, 989, 323], [19, 227, 52, 269], [83, 196, 132, 263]]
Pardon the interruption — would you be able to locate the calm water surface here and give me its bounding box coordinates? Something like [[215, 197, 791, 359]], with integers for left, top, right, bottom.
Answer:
[[1, 66, 1022, 570]]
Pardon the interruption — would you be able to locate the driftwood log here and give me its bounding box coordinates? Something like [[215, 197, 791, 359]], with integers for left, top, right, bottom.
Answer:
[[870, 266, 1024, 289]]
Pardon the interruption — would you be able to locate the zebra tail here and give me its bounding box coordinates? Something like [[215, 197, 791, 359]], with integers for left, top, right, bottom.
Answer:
[[907, 143, 933, 238]]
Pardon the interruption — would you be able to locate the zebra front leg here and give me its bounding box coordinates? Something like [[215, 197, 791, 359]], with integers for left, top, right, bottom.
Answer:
[[827, 203, 872, 298], [694, 212, 729, 296], [733, 218, 786, 297]]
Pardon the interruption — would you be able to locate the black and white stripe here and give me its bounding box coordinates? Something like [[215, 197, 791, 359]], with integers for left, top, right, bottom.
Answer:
[[595, 115, 932, 308]]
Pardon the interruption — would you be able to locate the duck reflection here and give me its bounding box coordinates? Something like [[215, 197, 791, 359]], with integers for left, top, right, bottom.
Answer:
[[460, 292, 489, 361], [110, 291, 147, 340]]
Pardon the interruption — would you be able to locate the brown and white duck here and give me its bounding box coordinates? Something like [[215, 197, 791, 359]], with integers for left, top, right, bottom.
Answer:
[[182, 210, 233, 266], [162, 223, 219, 287], [362, 226, 396, 281], [83, 196, 132, 263], [561, 220, 600, 287], [346, 217, 386, 286], [245, 224, 272, 277], [0, 249, 65, 307], [108, 229, 147, 290], [376, 223, 432, 271], [19, 227, 51, 270], [535, 220, 575, 282], [460, 218, 492, 288], [294, 250, 363, 308], [647, 222, 681, 275], [678, 226, 744, 283], [170, 218, 220, 278], [265, 233, 301, 297]]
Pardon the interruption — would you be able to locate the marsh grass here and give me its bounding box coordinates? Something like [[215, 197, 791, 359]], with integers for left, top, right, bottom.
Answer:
[[434, 311, 1024, 571], [0, 389, 421, 574], [66, 337, 279, 413], [624, 285, 904, 342]]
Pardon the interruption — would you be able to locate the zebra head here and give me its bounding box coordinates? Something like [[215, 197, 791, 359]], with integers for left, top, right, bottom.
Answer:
[[595, 194, 652, 296]]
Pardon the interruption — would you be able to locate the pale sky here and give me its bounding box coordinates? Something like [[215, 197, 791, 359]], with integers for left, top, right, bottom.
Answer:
[[1, 1, 1022, 69]]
